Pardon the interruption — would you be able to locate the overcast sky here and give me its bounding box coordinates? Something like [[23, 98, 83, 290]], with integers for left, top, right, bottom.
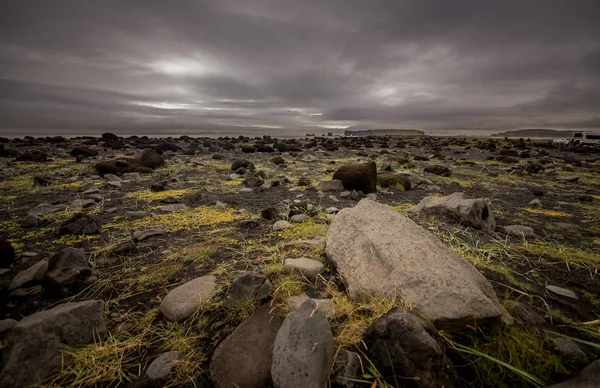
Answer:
[[1, 0, 600, 136]]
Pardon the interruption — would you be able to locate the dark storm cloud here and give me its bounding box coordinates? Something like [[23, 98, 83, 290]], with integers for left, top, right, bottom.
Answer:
[[1, 0, 599, 135]]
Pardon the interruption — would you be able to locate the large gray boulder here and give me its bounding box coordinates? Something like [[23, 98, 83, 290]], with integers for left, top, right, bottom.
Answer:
[[44, 247, 98, 295], [0, 300, 106, 387], [407, 192, 496, 231], [159, 275, 217, 321], [363, 307, 457, 388], [326, 199, 506, 331], [210, 305, 283, 388], [272, 299, 334, 388]]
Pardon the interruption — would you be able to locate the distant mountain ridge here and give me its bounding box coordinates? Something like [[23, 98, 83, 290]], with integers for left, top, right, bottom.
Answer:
[[491, 129, 576, 138]]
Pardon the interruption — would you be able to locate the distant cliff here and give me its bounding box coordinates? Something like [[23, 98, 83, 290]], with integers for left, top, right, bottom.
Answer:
[[491, 129, 575, 138], [344, 129, 425, 137]]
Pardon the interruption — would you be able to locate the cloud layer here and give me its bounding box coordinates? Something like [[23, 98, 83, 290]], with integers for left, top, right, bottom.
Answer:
[[1, 0, 599, 135]]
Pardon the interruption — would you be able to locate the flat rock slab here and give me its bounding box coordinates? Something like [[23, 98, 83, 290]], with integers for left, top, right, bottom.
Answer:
[[133, 226, 165, 241], [546, 285, 578, 299], [159, 275, 217, 321], [284, 258, 325, 279], [272, 299, 334, 388], [326, 199, 506, 332], [210, 305, 283, 388]]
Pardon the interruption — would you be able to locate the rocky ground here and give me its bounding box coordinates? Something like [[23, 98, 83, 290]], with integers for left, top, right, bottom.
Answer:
[[0, 134, 599, 387]]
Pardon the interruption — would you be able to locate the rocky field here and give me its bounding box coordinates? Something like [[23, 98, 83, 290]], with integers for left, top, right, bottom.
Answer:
[[0, 134, 599, 387]]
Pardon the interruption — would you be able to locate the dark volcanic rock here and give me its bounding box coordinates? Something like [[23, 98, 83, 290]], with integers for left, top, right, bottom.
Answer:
[[95, 158, 141, 174], [363, 307, 457, 388], [138, 150, 165, 169], [424, 165, 451, 177], [15, 150, 47, 162], [256, 145, 275, 153], [231, 159, 254, 171], [241, 145, 256, 153], [244, 177, 264, 188], [226, 268, 272, 302], [0, 239, 15, 268], [272, 299, 334, 388], [332, 161, 377, 194], [0, 300, 106, 388], [55, 213, 101, 236], [155, 142, 178, 153], [44, 247, 98, 295], [70, 147, 99, 157], [270, 156, 285, 165], [210, 305, 283, 388], [377, 172, 411, 190], [33, 176, 52, 186], [102, 132, 119, 140]]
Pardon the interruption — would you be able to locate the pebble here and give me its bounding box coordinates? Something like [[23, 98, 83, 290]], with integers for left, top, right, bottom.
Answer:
[[546, 285, 578, 300]]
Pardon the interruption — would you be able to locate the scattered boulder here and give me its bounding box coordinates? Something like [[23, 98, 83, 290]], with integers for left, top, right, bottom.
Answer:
[[55, 213, 101, 236], [408, 192, 496, 231], [44, 247, 98, 295], [9, 259, 49, 291], [314, 179, 344, 192], [424, 165, 452, 177], [0, 300, 106, 387], [297, 176, 311, 186], [210, 305, 283, 388], [159, 275, 217, 321], [146, 352, 181, 381], [376, 172, 411, 190], [363, 307, 458, 388], [21, 213, 44, 228], [272, 299, 334, 388], [0, 238, 16, 268], [244, 177, 264, 188], [326, 199, 506, 331], [95, 158, 140, 174], [138, 150, 165, 169], [332, 161, 377, 194], [70, 147, 99, 157], [231, 159, 254, 171], [226, 268, 272, 302]]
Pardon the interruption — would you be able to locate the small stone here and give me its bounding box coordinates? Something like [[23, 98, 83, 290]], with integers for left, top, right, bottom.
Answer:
[[314, 180, 344, 192], [227, 268, 272, 302], [21, 214, 44, 228], [528, 199, 542, 207], [546, 285, 578, 299], [287, 294, 335, 319], [284, 257, 325, 279], [132, 226, 165, 241], [273, 220, 292, 231], [339, 191, 351, 198], [326, 206, 339, 214], [290, 214, 308, 223], [550, 337, 589, 366], [161, 204, 189, 212], [239, 218, 261, 229], [146, 351, 181, 380], [159, 275, 217, 321], [502, 225, 535, 238]]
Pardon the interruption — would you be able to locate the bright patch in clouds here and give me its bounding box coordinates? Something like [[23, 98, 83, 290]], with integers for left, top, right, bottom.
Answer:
[[150, 59, 212, 76]]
